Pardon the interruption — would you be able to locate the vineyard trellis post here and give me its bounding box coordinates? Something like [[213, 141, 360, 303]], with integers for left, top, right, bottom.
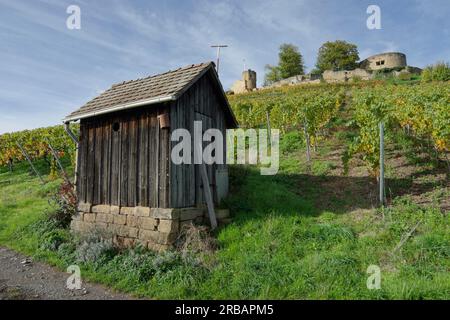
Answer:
[[64, 122, 79, 191], [303, 119, 311, 163], [16, 141, 45, 185], [266, 110, 271, 146], [46, 139, 70, 185], [379, 122, 386, 207]]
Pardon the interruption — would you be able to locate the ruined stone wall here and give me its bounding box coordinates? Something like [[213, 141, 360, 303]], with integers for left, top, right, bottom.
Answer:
[[265, 73, 322, 88], [323, 68, 372, 83], [71, 204, 230, 251], [323, 70, 347, 83], [231, 80, 247, 94], [230, 70, 257, 94], [404, 66, 422, 74]]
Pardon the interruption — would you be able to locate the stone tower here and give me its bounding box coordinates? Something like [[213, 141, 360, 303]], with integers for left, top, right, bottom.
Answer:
[[359, 52, 407, 71], [231, 69, 257, 94], [242, 70, 257, 90]]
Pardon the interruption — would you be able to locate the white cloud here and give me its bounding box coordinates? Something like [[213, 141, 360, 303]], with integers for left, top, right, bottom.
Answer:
[[0, 0, 448, 134]]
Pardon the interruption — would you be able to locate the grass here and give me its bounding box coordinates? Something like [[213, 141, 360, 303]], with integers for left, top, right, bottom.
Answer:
[[0, 160, 61, 254], [0, 126, 449, 299]]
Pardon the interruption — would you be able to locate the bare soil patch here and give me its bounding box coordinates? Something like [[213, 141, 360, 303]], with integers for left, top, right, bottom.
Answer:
[[0, 247, 138, 300]]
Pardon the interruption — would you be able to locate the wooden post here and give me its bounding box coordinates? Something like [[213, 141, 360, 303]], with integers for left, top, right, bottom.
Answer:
[[303, 119, 311, 163], [379, 122, 385, 207], [155, 117, 160, 207], [196, 141, 217, 230], [16, 142, 45, 184], [73, 147, 78, 192], [64, 123, 79, 192], [46, 139, 69, 182], [266, 110, 271, 145], [314, 130, 320, 153], [200, 162, 218, 230]]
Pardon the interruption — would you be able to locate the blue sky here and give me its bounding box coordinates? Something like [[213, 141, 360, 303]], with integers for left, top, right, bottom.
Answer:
[[0, 0, 448, 134]]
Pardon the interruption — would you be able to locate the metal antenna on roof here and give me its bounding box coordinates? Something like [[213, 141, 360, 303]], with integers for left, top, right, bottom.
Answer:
[[210, 44, 228, 76]]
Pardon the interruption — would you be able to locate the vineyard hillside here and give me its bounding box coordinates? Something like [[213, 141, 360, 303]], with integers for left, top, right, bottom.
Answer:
[[0, 80, 449, 299]]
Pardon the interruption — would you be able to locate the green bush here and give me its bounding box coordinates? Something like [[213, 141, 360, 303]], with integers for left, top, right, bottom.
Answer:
[[351, 75, 362, 83], [47, 181, 77, 229], [421, 67, 433, 82], [280, 131, 304, 154], [40, 229, 70, 251], [75, 234, 116, 265], [422, 62, 450, 82], [97, 246, 207, 288], [397, 72, 413, 81], [432, 62, 450, 81], [57, 242, 77, 263]]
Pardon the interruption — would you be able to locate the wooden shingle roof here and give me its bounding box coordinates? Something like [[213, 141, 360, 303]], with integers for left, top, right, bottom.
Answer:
[[64, 62, 236, 125]]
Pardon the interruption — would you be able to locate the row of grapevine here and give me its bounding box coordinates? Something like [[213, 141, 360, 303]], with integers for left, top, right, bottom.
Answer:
[[228, 84, 346, 147], [0, 124, 79, 169], [349, 82, 449, 174], [2, 82, 447, 179], [228, 80, 448, 176]]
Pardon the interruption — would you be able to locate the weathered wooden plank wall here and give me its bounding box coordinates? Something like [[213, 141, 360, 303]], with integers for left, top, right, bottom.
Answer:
[[170, 72, 228, 208], [77, 106, 170, 208], [77, 124, 88, 204], [110, 115, 120, 206], [77, 70, 230, 210]]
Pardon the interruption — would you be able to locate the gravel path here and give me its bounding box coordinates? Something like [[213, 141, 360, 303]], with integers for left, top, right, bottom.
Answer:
[[0, 246, 136, 300]]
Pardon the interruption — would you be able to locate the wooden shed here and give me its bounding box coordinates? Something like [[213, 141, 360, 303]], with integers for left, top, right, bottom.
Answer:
[[64, 62, 237, 250]]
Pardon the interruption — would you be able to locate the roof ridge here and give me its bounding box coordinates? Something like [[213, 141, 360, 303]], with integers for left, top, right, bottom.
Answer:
[[110, 61, 212, 88], [64, 61, 216, 122]]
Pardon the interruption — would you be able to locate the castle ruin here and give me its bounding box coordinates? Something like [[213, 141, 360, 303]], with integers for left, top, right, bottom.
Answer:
[[359, 52, 407, 71], [231, 51, 421, 91], [231, 70, 257, 94], [323, 52, 420, 83]]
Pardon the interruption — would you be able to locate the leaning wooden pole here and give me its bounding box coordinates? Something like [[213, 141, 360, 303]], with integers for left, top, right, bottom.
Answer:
[[266, 110, 271, 145], [196, 141, 218, 230], [304, 119, 311, 163], [16, 141, 45, 185], [64, 122, 79, 189], [46, 139, 70, 184]]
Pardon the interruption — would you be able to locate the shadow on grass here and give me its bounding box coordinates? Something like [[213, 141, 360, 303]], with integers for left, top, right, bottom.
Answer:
[[225, 164, 442, 220], [0, 156, 73, 183]]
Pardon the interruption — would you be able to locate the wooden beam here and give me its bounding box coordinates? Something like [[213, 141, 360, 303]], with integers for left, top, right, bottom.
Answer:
[[16, 142, 45, 185], [46, 139, 70, 184], [196, 141, 217, 229], [155, 116, 160, 207]]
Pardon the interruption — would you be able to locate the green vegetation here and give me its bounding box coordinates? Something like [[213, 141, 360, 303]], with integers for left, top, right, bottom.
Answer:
[[1, 101, 448, 299], [422, 62, 450, 82], [1, 79, 449, 299], [0, 159, 66, 258], [264, 43, 305, 85], [0, 124, 78, 177], [315, 40, 360, 73], [229, 81, 449, 176]]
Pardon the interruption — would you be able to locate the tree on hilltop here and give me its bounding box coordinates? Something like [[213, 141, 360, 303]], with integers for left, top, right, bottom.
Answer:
[[264, 43, 305, 85], [315, 40, 359, 73]]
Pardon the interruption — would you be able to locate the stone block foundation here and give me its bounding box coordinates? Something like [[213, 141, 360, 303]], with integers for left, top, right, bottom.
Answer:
[[71, 203, 230, 251]]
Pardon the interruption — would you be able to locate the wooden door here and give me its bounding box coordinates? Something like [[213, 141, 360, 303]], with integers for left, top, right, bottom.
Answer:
[[194, 112, 217, 206]]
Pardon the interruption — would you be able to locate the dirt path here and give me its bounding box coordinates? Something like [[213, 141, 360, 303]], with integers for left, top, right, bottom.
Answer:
[[0, 246, 137, 300]]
